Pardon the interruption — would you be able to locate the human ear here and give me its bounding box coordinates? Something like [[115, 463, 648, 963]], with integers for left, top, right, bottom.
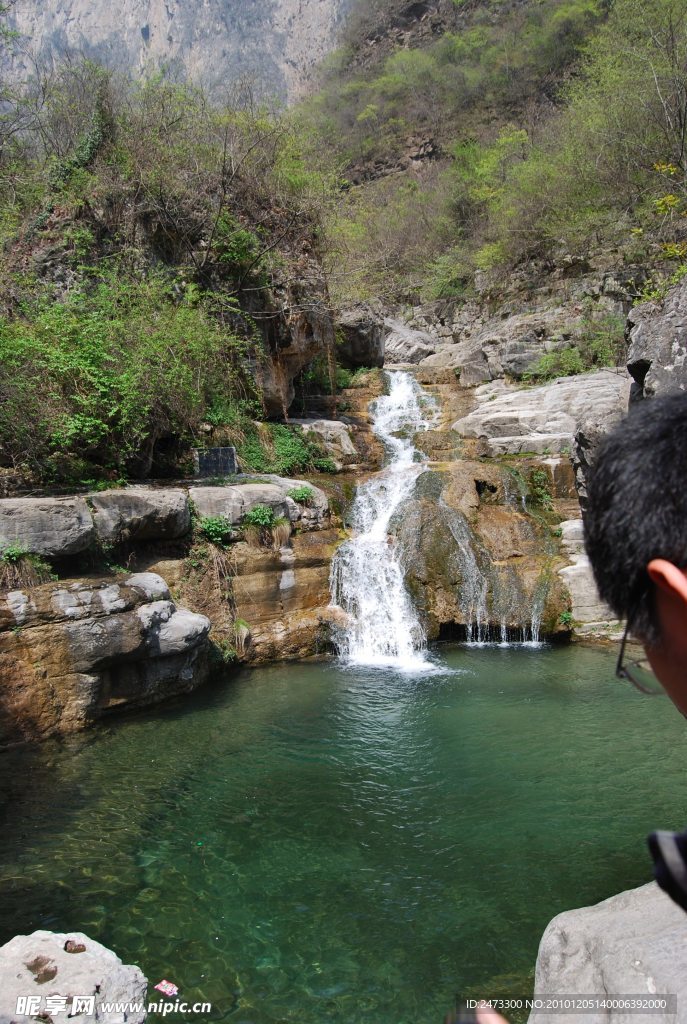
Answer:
[[647, 559, 687, 605]]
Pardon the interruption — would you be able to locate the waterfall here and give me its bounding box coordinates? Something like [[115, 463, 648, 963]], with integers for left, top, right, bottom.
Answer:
[[329, 371, 438, 670]]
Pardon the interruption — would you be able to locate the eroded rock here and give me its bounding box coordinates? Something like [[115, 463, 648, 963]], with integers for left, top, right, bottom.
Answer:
[[290, 420, 358, 466], [384, 317, 437, 364], [393, 464, 568, 639], [337, 304, 385, 368], [189, 478, 329, 531], [0, 930, 147, 1024], [557, 519, 619, 636], [0, 573, 210, 745], [628, 277, 687, 399]]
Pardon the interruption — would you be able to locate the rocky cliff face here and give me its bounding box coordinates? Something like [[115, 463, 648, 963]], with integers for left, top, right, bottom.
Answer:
[[627, 276, 687, 400], [6, 0, 354, 101], [0, 572, 211, 746]]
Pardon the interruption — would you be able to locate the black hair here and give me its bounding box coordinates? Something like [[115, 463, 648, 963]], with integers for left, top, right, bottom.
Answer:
[[584, 391, 687, 645]]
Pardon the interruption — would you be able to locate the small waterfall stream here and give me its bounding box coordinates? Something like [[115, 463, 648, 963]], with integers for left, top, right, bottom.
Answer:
[[329, 371, 437, 670]]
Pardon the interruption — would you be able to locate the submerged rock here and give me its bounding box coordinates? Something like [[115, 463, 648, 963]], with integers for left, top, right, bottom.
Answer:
[[0, 930, 147, 1023], [530, 883, 687, 1024]]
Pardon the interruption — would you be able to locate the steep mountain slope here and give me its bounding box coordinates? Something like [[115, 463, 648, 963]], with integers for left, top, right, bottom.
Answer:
[[5, 0, 354, 101]]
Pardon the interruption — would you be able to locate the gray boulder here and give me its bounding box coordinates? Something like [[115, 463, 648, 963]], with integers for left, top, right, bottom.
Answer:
[[337, 305, 385, 368], [453, 371, 631, 456], [0, 497, 95, 558], [530, 883, 687, 1024], [190, 483, 290, 525], [290, 419, 358, 465], [384, 318, 437, 364], [0, 929, 147, 1023], [90, 487, 190, 546], [628, 277, 687, 399]]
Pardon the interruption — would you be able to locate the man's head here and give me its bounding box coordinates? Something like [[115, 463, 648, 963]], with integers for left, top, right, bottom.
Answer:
[[585, 391, 687, 712]]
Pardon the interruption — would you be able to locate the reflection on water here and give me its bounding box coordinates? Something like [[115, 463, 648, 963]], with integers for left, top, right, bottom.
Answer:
[[0, 645, 686, 1024]]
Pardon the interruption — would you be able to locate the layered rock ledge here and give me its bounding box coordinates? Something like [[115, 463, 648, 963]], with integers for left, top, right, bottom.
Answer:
[[0, 573, 210, 746]]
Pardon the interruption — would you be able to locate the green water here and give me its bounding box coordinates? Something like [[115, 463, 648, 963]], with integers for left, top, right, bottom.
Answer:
[[1, 645, 686, 1023]]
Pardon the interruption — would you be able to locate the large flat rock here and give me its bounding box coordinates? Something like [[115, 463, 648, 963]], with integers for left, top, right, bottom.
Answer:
[[90, 487, 190, 546], [453, 371, 631, 456], [530, 883, 687, 1024], [0, 497, 95, 558]]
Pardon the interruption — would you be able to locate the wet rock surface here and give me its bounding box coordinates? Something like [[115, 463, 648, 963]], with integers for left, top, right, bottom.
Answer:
[[393, 462, 569, 640]]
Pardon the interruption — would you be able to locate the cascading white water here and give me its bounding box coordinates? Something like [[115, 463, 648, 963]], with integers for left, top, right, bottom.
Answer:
[[329, 371, 437, 670]]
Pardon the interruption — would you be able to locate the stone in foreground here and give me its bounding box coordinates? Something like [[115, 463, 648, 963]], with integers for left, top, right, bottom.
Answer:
[[0, 930, 147, 1023], [530, 883, 687, 1024]]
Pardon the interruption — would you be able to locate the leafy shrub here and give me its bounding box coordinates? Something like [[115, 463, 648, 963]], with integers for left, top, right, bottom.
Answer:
[[528, 469, 554, 513], [524, 312, 626, 381], [236, 423, 334, 476], [243, 504, 276, 528], [0, 271, 259, 482], [314, 457, 337, 474], [199, 515, 234, 547], [288, 485, 314, 505]]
